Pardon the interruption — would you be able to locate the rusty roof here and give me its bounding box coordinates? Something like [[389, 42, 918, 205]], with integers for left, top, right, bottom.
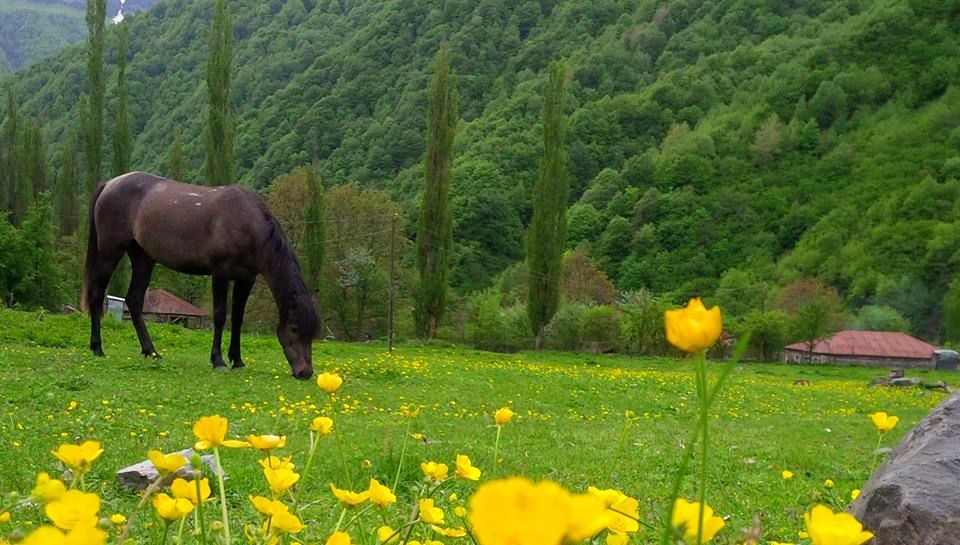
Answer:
[[125, 288, 207, 317], [785, 330, 937, 360]]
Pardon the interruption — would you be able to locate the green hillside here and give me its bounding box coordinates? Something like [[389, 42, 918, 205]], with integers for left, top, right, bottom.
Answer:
[[4, 0, 960, 340]]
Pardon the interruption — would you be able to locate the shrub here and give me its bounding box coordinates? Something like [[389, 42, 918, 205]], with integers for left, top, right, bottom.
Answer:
[[544, 304, 585, 351], [579, 305, 621, 352]]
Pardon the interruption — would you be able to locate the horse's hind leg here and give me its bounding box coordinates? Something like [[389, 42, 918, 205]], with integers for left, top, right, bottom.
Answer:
[[227, 276, 254, 369], [88, 252, 124, 357], [126, 246, 159, 358], [210, 276, 229, 370]]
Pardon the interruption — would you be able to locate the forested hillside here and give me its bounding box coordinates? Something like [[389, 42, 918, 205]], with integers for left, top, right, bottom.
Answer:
[[4, 0, 960, 346]]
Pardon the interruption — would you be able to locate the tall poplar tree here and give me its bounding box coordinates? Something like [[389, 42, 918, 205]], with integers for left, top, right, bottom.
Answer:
[[205, 0, 234, 186], [111, 22, 131, 177], [83, 0, 107, 198], [56, 131, 79, 235], [169, 129, 186, 181], [303, 158, 325, 295], [2, 82, 18, 217], [415, 45, 458, 339], [527, 62, 569, 350]]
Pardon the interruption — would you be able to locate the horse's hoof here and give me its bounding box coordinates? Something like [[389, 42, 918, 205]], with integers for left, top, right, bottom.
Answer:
[[213, 366, 229, 373], [92, 348, 105, 357], [231, 363, 245, 371], [143, 351, 162, 360]]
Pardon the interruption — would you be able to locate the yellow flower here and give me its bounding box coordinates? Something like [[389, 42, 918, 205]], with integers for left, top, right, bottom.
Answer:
[[51, 441, 103, 471], [421, 461, 449, 481], [870, 412, 899, 433], [455, 454, 481, 481], [45, 490, 101, 530], [32, 472, 67, 503], [317, 372, 344, 394], [782, 470, 794, 480], [153, 493, 194, 521], [170, 478, 212, 505], [419, 499, 445, 524], [455, 506, 467, 518], [271, 510, 304, 534], [330, 483, 370, 507], [494, 407, 515, 426], [264, 467, 300, 496], [606, 534, 629, 545], [664, 298, 723, 353], [825, 479, 835, 489], [432, 525, 467, 538], [311, 416, 334, 435], [248, 434, 287, 451], [192, 415, 250, 450], [412, 432, 426, 441], [147, 450, 187, 475], [851, 489, 861, 501], [804, 504, 873, 545], [21, 525, 108, 545], [378, 526, 399, 544], [258, 456, 295, 471], [249, 496, 288, 517], [368, 479, 397, 507], [587, 486, 641, 533], [671, 499, 725, 544], [326, 531, 352, 545], [109, 514, 126, 525], [0, 512, 9, 523], [770, 542, 796, 545]]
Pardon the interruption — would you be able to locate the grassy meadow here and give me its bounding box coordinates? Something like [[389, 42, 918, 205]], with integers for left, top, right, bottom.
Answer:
[[0, 307, 953, 544]]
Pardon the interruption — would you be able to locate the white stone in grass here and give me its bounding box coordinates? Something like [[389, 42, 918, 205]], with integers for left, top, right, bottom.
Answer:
[[116, 448, 222, 490]]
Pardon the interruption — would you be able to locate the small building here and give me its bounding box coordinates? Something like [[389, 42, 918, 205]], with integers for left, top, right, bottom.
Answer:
[[121, 288, 207, 328], [784, 330, 939, 369]]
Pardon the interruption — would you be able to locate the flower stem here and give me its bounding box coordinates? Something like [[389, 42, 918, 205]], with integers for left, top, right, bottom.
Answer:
[[696, 352, 709, 545], [605, 414, 633, 483], [160, 522, 171, 545], [492, 425, 502, 469], [335, 430, 352, 487], [333, 507, 348, 532], [117, 474, 165, 545], [213, 447, 232, 545], [195, 469, 208, 545], [292, 432, 319, 512], [393, 421, 412, 491], [176, 514, 188, 544]]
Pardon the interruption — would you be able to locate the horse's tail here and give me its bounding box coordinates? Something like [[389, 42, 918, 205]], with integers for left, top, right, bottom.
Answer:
[[81, 183, 108, 313]]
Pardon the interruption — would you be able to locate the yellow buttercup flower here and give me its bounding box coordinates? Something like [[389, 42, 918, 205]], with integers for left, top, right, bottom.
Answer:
[[248, 434, 287, 451], [494, 407, 515, 426], [595, 490, 639, 535], [258, 456, 295, 470], [804, 504, 873, 545], [316, 372, 344, 394], [782, 470, 794, 480], [153, 493, 194, 521], [378, 525, 399, 544], [147, 450, 187, 475], [606, 534, 629, 545], [421, 461, 449, 481], [419, 499, 445, 524], [671, 499, 725, 544], [330, 483, 369, 506], [851, 489, 861, 501], [109, 514, 126, 525], [192, 415, 250, 450], [870, 412, 899, 433], [769, 542, 796, 545], [326, 531, 352, 545], [311, 416, 334, 435], [170, 478, 212, 505], [368, 479, 397, 507], [51, 441, 104, 471], [264, 467, 300, 496], [825, 479, 835, 489], [249, 496, 288, 517], [45, 490, 101, 530], [432, 525, 467, 538], [0, 512, 9, 523], [270, 510, 304, 534], [566, 493, 611, 540], [21, 525, 107, 545], [455, 454, 481, 481], [32, 472, 67, 503], [455, 506, 467, 518], [664, 298, 723, 353]]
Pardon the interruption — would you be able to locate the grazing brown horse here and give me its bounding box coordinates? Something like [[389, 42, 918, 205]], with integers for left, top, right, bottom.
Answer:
[[82, 172, 316, 379]]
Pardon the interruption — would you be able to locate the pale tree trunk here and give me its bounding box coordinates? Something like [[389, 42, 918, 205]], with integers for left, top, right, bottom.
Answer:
[[535, 322, 545, 351]]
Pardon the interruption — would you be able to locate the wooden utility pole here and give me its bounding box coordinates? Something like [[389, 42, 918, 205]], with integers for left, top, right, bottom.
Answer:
[[388, 213, 398, 352]]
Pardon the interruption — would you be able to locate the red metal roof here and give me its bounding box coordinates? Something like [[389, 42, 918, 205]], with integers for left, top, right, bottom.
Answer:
[[124, 288, 207, 317], [784, 330, 937, 360]]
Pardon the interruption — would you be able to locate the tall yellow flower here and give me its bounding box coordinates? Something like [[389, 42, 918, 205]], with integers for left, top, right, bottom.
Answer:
[[147, 450, 187, 475], [587, 488, 639, 535], [249, 496, 288, 517], [494, 407, 515, 426], [421, 461, 449, 481], [153, 493, 194, 521], [432, 525, 467, 538], [804, 505, 873, 545], [455, 454, 481, 481], [378, 525, 399, 544], [271, 510, 305, 534], [170, 478, 212, 505], [368, 479, 397, 507], [671, 499, 725, 544], [326, 531, 352, 545], [32, 472, 67, 503], [248, 434, 287, 451], [21, 525, 107, 545], [330, 483, 369, 507], [317, 372, 344, 394], [192, 415, 250, 450], [258, 456, 295, 471], [51, 441, 103, 471], [419, 499, 445, 524], [264, 467, 300, 496], [45, 490, 101, 530], [311, 416, 334, 435], [870, 412, 899, 433], [664, 298, 723, 353]]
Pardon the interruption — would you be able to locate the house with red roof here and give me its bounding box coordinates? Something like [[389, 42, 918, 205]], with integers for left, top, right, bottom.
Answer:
[[121, 288, 207, 328], [784, 330, 939, 369]]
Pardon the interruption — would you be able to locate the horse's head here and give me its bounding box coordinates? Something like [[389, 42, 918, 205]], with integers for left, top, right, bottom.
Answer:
[[277, 294, 317, 380]]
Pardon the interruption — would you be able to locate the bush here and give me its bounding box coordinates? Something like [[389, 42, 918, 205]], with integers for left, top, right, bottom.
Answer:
[[579, 305, 621, 352], [466, 289, 515, 352], [544, 304, 585, 351], [619, 290, 670, 355], [739, 309, 789, 361]]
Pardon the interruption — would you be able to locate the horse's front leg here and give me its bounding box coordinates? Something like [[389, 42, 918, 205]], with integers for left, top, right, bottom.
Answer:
[[210, 276, 229, 370], [227, 277, 255, 369]]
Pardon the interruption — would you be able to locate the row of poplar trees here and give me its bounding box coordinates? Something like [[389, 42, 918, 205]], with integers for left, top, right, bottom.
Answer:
[[417, 49, 569, 349]]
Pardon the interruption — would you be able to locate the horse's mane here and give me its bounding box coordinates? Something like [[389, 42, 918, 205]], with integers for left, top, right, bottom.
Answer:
[[258, 208, 318, 337]]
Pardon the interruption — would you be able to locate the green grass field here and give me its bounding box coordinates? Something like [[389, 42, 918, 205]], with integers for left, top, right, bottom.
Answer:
[[0, 308, 952, 544]]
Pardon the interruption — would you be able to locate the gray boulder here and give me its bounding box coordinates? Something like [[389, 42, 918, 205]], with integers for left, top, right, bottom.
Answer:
[[850, 392, 960, 544], [116, 448, 222, 490]]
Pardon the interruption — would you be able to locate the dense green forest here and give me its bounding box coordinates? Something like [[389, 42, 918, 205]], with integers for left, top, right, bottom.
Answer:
[[3, 0, 960, 353]]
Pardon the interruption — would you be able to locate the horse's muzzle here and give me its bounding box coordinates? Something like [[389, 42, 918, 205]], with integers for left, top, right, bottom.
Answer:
[[293, 367, 313, 380]]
